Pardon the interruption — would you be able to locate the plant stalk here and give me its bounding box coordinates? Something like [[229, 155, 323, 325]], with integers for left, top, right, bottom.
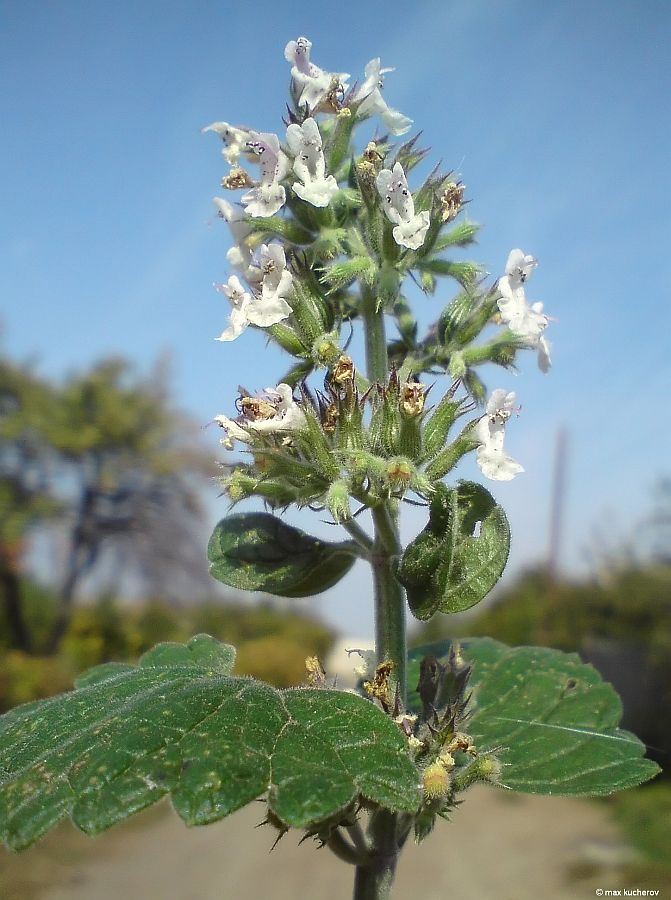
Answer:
[[355, 288, 408, 900], [353, 810, 399, 900]]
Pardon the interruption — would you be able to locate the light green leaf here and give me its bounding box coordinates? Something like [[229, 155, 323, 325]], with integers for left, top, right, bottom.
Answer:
[[0, 636, 421, 850], [207, 513, 358, 597], [398, 482, 510, 618], [408, 638, 660, 796], [246, 216, 313, 244]]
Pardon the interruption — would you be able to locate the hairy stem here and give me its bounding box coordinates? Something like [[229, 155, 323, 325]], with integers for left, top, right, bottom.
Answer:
[[371, 505, 406, 700], [325, 829, 364, 866], [362, 288, 388, 385], [355, 287, 408, 900], [353, 810, 398, 900], [342, 518, 374, 555]]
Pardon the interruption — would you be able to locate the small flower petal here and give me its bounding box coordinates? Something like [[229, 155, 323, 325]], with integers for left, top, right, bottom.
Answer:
[[392, 211, 430, 250], [241, 181, 286, 218]]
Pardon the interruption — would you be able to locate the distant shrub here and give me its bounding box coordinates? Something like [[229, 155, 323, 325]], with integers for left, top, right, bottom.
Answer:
[[0, 583, 335, 706], [0, 651, 73, 712]]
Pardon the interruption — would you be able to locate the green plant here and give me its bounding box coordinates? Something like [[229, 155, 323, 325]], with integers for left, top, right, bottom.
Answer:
[[0, 35, 659, 899]]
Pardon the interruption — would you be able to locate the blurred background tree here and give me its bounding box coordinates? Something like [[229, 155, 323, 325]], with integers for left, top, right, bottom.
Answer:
[[0, 347, 336, 710], [0, 356, 61, 652], [0, 351, 216, 653]]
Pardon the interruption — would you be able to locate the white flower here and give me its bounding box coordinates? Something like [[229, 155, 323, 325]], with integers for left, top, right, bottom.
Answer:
[[353, 59, 412, 136], [504, 248, 538, 290], [497, 250, 552, 372], [537, 334, 552, 373], [213, 197, 254, 272], [202, 121, 253, 165], [285, 117, 338, 207], [474, 390, 524, 482], [498, 283, 548, 342], [284, 36, 349, 111], [214, 384, 305, 448], [376, 162, 430, 250], [241, 132, 286, 217], [256, 243, 293, 305], [214, 244, 293, 342]]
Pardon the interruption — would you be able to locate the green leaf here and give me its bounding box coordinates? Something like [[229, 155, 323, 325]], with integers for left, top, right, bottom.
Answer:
[[321, 256, 377, 293], [207, 513, 358, 597], [246, 216, 313, 245], [397, 482, 510, 618], [416, 259, 482, 287], [0, 636, 420, 850], [407, 638, 660, 796], [432, 220, 479, 253]]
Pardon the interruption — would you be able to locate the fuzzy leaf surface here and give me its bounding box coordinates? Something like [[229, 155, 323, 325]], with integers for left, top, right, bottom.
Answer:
[[0, 636, 421, 850], [407, 638, 660, 795], [207, 513, 358, 597], [398, 482, 510, 618]]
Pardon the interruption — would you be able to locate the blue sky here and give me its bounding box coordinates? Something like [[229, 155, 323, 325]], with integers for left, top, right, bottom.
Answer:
[[2, 0, 670, 637]]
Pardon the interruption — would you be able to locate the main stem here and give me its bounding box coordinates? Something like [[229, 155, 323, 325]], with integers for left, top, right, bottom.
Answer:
[[355, 290, 408, 900]]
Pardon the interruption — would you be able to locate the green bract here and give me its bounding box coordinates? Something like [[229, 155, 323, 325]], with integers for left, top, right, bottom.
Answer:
[[0, 636, 421, 851], [408, 639, 660, 795], [207, 512, 358, 597]]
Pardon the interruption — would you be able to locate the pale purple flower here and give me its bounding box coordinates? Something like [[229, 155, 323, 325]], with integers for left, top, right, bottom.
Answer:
[[284, 36, 349, 111], [286, 117, 338, 207], [202, 121, 253, 165], [376, 162, 430, 250], [241, 132, 286, 217], [213, 197, 253, 272], [214, 384, 306, 448]]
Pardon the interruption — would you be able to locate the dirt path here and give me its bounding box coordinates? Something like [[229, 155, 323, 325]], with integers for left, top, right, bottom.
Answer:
[[0, 786, 638, 900]]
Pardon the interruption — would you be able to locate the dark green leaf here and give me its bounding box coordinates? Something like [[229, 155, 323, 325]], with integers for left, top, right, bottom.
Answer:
[[0, 636, 421, 850], [207, 513, 358, 597], [408, 638, 660, 796], [398, 482, 510, 618]]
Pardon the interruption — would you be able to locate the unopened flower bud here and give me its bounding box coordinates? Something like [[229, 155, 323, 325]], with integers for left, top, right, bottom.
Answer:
[[452, 754, 503, 792], [386, 456, 414, 490], [448, 351, 467, 379], [312, 334, 342, 368], [325, 480, 351, 523], [422, 761, 452, 800], [222, 470, 256, 503], [420, 271, 436, 294]]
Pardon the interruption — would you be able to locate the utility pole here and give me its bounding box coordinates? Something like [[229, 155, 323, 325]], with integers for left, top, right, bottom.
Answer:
[[547, 427, 569, 583]]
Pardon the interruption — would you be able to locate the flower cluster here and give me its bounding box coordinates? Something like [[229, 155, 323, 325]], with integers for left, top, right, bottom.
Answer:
[[214, 243, 293, 341], [204, 36, 554, 506]]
